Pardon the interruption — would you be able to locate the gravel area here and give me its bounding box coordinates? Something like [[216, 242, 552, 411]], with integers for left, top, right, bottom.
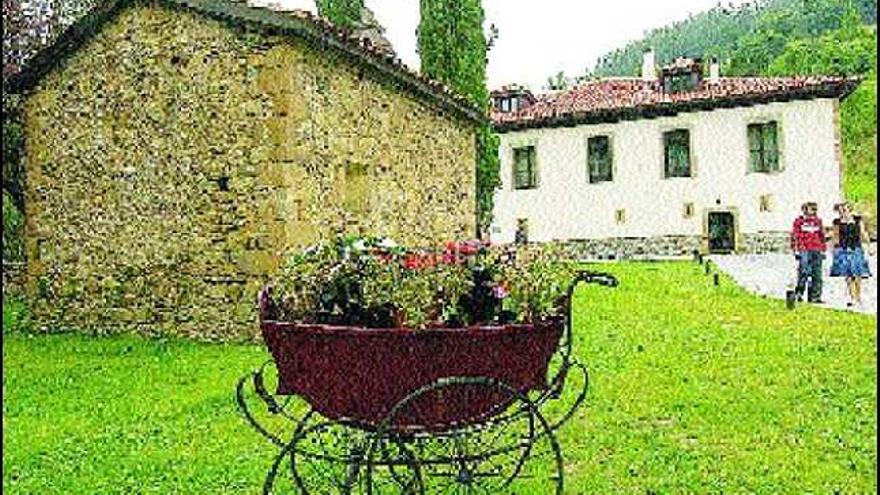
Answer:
[[709, 244, 877, 315]]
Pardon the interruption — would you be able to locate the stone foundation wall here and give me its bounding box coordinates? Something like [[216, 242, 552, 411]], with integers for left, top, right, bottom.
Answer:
[[21, 2, 476, 341], [740, 232, 792, 254], [552, 231, 792, 260], [558, 235, 703, 260]]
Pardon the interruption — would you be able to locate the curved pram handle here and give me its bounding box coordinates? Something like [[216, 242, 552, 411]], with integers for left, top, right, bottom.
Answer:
[[559, 270, 618, 351], [257, 285, 277, 322], [546, 270, 618, 399]]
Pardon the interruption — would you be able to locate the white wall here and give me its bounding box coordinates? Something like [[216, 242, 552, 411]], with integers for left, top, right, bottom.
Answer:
[[491, 98, 842, 243]]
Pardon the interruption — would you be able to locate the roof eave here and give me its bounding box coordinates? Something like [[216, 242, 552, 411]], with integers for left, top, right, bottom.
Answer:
[[4, 0, 487, 126], [492, 79, 862, 134]]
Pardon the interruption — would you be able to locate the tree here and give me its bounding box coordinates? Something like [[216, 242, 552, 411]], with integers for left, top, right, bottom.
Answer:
[[545, 71, 570, 91], [315, 0, 364, 29], [417, 0, 500, 234]]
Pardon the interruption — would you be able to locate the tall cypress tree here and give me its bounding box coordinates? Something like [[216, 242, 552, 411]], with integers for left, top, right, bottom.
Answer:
[[315, 0, 364, 29], [418, 0, 500, 235]]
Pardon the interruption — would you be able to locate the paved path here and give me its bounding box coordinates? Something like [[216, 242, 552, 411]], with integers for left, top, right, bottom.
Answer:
[[709, 245, 877, 315]]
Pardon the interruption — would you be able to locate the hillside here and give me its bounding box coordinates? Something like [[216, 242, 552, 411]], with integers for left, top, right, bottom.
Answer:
[[590, 0, 877, 77]]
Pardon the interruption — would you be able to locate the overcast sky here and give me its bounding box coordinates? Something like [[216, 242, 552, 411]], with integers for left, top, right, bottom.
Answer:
[[269, 0, 746, 92]]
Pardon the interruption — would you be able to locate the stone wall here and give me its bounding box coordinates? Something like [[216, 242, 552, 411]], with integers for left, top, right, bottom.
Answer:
[[740, 232, 792, 254], [553, 231, 792, 260], [21, 1, 476, 340]]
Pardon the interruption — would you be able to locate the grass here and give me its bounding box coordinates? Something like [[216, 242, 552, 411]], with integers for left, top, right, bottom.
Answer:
[[3, 262, 876, 494]]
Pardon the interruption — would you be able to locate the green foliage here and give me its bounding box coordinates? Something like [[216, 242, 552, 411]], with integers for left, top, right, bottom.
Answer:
[[497, 244, 577, 323], [545, 70, 570, 91], [314, 0, 364, 28], [3, 263, 876, 493], [589, 0, 877, 78], [270, 237, 580, 328], [2, 297, 29, 334], [2, 95, 24, 211], [2, 190, 24, 261], [417, 0, 500, 232], [766, 20, 877, 224]]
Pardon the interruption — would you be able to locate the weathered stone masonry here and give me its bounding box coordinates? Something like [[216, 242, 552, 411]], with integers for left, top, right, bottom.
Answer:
[[557, 232, 792, 260], [19, 1, 478, 340]]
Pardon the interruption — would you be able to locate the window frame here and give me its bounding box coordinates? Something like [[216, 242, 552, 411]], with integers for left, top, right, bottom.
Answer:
[[662, 128, 693, 179], [587, 135, 614, 184], [512, 145, 538, 190], [747, 121, 782, 174]]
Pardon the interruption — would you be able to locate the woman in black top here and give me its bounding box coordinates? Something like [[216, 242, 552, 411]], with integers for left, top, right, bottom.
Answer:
[[829, 202, 872, 307]]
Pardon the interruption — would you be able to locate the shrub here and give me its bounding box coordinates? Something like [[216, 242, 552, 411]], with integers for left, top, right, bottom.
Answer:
[[2, 190, 24, 261]]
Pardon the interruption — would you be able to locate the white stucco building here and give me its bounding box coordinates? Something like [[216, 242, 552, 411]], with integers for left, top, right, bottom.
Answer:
[[490, 52, 860, 257]]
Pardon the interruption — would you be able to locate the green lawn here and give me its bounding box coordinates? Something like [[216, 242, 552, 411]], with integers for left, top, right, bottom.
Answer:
[[3, 262, 876, 494]]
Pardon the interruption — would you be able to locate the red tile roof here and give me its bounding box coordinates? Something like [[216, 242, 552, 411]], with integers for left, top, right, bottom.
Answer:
[[492, 76, 860, 132]]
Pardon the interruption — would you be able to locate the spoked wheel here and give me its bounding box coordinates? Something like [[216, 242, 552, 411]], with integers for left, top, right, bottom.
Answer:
[[371, 377, 565, 495], [265, 420, 421, 495]]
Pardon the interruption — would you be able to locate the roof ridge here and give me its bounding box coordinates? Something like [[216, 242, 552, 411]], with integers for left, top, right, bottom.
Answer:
[[493, 76, 861, 132], [5, 0, 486, 124]]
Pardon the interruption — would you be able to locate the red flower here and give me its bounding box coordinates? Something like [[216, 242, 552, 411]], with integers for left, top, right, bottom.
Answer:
[[403, 254, 420, 270]]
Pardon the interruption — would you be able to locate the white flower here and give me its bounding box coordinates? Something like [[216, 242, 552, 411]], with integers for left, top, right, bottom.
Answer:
[[377, 238, 397, 249], [352, 239, 368, 251]]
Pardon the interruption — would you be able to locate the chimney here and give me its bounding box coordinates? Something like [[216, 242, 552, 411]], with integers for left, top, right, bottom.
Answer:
[[642, 47, 657, 82], [709, 56, 720, 83], [352, 6, 396, 57]]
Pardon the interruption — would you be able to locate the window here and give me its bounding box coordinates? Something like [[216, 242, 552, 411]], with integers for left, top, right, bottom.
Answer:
[[683, 202, 695, 218], [515, 218, 529, 244], [663, 129, 691, 178], [500, 98, 510, 112], [342, 162, 369, 213], [587, 136, 613, 183], [759, 194, 772, 212], [748, 122, 780, 173], [615, 209, 626, 224], [663, 72, 698, 93], [513, 146, 537, 189]]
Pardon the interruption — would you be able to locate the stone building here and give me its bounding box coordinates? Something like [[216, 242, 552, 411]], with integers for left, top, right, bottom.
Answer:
[[490, 50, 859, 259], [7, 0, 483, 340]]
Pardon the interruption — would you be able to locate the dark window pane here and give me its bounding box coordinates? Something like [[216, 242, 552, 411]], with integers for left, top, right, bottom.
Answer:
[[513, 146, 537, 189], [748, 122, 779, 173], [588, 136, 612, 183], [664, 130, 690, 178]]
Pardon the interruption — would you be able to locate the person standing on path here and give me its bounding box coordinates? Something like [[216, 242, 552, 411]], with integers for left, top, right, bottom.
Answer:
[[790, 202, 827, 303], [829, 202, 873, 307]]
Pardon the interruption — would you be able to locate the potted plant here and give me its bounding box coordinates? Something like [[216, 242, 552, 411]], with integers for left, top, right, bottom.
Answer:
[[265, 235, 577, 329], [256, 236, 588, 428]]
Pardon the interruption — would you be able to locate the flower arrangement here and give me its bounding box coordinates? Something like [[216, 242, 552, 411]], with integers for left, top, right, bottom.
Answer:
[[267, 235, 577, 329]]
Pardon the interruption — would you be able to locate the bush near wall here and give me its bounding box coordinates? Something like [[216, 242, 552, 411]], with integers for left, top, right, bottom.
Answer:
[[2, 191, 24, 262]]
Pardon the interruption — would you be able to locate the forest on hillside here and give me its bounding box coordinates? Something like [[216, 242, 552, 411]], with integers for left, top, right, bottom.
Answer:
[[588, 0, 876, 77]]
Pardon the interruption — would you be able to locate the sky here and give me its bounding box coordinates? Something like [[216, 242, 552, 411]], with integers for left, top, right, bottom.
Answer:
[[264, 0, 747, 92]]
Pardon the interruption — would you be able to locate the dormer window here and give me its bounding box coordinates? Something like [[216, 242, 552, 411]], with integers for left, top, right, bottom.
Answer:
[[660, 58, 703, 93], [492, 85, 535, 113], [663, 72, 699, 93], [498, 97, 520, 113]]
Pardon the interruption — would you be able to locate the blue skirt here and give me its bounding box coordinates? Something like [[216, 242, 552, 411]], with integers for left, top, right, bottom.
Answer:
[[830, 247, 872, 278]]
